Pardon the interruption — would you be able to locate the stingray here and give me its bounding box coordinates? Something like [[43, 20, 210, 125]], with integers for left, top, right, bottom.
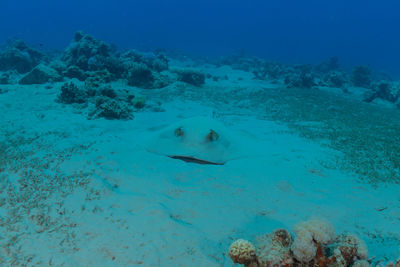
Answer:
[[146, 116, 247, 165]]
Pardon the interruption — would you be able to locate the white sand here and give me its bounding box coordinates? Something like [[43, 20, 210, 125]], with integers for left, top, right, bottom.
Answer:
[[0, 64, 399, 266]]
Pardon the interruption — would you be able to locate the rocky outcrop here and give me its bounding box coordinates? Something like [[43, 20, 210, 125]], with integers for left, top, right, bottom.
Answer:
[[19, 64, 61, 84], [0, 40, 44, 74]]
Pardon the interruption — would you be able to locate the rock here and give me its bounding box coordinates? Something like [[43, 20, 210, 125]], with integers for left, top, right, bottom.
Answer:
[[0, 40, 44, 73], [19, 64, 61, 84]]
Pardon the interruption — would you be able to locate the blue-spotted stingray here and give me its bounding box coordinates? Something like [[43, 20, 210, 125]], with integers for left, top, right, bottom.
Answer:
[[146, 116, 250, 165]]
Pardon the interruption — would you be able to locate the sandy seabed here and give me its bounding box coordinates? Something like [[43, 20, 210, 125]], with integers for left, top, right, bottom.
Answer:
[[0, 62, 399, 266]]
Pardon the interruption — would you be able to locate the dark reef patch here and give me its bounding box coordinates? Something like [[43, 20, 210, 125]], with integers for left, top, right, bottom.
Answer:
[[56, 80, 146, 120], [172, 68, 205, 87], [0, 39, 44, 74]]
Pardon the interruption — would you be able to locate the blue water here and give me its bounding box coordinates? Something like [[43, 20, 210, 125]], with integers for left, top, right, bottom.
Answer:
[[1, 0, 400, 76]]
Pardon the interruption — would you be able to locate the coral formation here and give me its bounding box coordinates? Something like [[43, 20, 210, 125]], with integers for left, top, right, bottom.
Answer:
[[122, 52, 170, 89], [294, 218, 336, 246], [227, 218, 390, 267], [89, 96, 133, 120], [284, 65, 316, 89], [352, 260, 371, 267], [331, 234, 369, 264], [57, 81, 88, 104], [56, 81, 138, 120], [173, 68, 206, 86], [386, 258, 400, 267], [63, 65, 87, 81], [59, 31, 171, 88], [126, 62, 155, 88], [254, 229, 293, 266], [228, 239, 258, 266], [364, 81, 400, 103], [62, 31, 111, 72], [323, 71, 347, 88]]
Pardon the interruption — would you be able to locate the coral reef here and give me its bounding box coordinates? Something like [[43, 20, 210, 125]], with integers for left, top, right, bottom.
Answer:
[[59, 32, 171, 88], [56, 80, 141, 120], [227, 218, 397, 267], [62, 31, 112, 72]]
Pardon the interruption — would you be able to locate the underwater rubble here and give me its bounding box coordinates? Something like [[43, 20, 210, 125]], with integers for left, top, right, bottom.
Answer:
[[228, 218, 400, 267]]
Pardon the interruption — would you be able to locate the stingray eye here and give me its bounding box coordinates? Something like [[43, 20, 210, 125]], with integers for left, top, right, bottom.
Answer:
[[206, 129, 219, 142], [174, 127, 184, 137]]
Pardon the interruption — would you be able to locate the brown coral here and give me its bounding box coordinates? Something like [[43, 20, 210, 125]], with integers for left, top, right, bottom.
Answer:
[[255, 229, 293, 267], [228, 239, 258, 266]]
